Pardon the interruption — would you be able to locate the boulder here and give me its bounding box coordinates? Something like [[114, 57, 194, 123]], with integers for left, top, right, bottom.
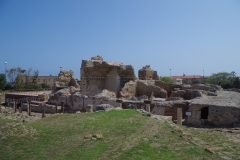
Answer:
[[96, 89, 116, 98], [207, 91, 217, 96], [38, 93, 49, 101], [95, 104, 113, 111]]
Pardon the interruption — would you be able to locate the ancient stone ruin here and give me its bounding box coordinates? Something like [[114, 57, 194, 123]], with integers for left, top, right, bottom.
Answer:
[[138, 65, 159, 80], [54, 70, 80, 91], [5, 55, 240, 128], [80, 56, 136, 96]]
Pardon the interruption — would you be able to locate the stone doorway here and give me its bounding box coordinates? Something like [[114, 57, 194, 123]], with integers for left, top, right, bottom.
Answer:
[[201, 107, 208, 119]]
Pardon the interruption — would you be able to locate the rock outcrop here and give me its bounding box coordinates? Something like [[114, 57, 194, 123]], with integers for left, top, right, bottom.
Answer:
[[54, 70, 80, 90]]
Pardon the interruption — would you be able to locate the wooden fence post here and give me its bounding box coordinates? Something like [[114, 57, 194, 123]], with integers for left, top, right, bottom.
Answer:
[[61, 101, 64, 113], [42, 109, 45, 118], [19, 100, 22, 113], [28, 101, 31, 116]]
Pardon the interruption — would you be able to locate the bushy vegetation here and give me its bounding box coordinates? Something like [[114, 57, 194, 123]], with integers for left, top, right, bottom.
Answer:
[[0, 74, 6, 90], [204, 72, 240, 89], [160, 76, 173, 83], [1, 67, 51, 91]]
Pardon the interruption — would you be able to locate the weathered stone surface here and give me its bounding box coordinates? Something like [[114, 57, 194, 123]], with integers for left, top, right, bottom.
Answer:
[[207, 91, 217, 96], [54, 70, 80, 90], [183, 84, 222, 92], [80, 56, 136, 96], [120, 81, 137, 98], [120, 80, 167, 99], [166, 97, 183, 101], [95, 89, 116, 98], [95, 104, 113, 111], [137, 80, 166, 98], [21, 103, 56, 113], [38, 93, 49, 101], [170, 89, 203, 100], [150, 100, 189, 120], [138, 65, 159, 80], [91, 55, 103, 61], [187, 91, 240, 126]]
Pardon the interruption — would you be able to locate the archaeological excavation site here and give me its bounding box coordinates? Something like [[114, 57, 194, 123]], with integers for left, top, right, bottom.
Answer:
[[4, 55, 240, 127]]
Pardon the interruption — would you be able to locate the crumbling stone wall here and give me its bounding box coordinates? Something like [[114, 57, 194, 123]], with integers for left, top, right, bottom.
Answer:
[[48, 88, 119, 112], [151, 101, 189, 120], [136, 80, 166, 98], [154, 80, 182, 97], [22, 103, 56, 113], [119, 81, 137, 98], [54, 70, 80, 90], [120, 80, 167, 99], [170, 89, 203, 100], [138, 65, 159, 80], [81, 56, 136, 96]]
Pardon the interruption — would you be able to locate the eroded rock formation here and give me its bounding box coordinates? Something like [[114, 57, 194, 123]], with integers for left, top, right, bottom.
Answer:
[[54, 70, 80, 90]]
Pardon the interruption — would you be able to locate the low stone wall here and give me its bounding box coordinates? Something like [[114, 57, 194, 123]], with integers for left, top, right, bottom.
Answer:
[[22, 103, 56, 114], [48, 93, 120, 112]]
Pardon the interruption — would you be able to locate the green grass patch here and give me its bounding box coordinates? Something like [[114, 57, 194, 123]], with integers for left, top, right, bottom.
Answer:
[[0, 110, 225, 159]]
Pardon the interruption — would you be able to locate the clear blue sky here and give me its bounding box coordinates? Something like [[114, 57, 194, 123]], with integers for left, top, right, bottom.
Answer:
[[1, 0, 240, 78]]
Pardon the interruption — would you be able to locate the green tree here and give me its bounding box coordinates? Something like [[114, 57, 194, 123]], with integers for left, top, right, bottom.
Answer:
[[160, 77, 173, 83], [205, 72, 232, 89], [41, 83, 50, 89], [0, 74, 7, 90], [32, 70, 39, 84], [4, 83, 14, 90], [6, 67, 26, 86]]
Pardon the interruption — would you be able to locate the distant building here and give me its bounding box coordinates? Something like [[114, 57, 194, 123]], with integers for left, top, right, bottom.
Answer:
[[172, 78, 183, 85], [171, 75, 207, 84], [17, 74, 58, 87]]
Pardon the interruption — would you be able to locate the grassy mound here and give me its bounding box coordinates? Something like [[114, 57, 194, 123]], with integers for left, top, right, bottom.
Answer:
[[0, 110, 238, 159]]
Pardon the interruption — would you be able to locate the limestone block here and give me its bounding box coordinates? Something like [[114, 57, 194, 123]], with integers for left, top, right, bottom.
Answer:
[[38, 94, 49, 101], [86, 104, 93, 112]]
